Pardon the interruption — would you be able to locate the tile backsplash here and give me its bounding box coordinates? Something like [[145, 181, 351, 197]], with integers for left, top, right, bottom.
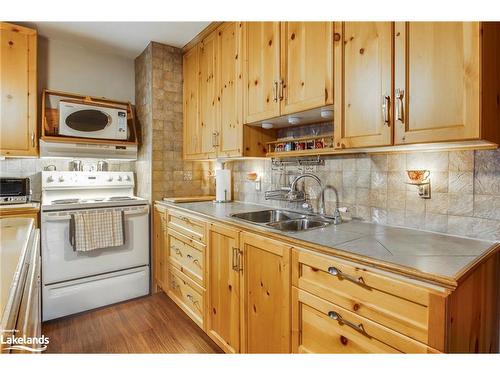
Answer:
[[230, 148, 500, 242]]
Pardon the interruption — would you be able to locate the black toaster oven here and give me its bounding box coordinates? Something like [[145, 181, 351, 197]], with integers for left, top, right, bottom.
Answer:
[[0, 177, 31, 205]]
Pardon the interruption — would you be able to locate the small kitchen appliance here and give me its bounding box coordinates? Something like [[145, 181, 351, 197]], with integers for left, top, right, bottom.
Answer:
[[0, 177, 31, 205], [58, 101, 128, 140]]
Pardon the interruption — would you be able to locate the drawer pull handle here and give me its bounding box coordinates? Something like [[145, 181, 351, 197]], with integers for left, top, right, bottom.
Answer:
[[328, 266, 365, 286], [328, 311, 369, 337], [187, 254, 193, 259], [180, 216, 191, 223]]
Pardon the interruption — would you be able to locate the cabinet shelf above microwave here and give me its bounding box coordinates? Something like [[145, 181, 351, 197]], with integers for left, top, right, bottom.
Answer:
[[41, 89, 138, 148]]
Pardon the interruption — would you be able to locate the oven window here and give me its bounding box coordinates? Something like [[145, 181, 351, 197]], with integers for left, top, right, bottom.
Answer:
[[65, 110, 111, 132]]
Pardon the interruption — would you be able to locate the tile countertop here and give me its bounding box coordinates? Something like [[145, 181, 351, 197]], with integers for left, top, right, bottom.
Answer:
[[0, 217, 35, 318], [157, 200, 499, 287]]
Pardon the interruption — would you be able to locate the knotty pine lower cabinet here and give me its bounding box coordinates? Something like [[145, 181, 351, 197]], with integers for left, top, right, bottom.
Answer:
[[206, 225, 292, 353], [206, 223, 241, 353], [152, 206, 168, 292], [239, 232, 291, 353], [291, 248, 500, 353]]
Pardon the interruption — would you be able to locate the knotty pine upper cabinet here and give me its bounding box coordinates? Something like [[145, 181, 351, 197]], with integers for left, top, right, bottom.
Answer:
[[333, 22, 393, 149], [198, 32, 218, 158], [394, 22, 480, 144], [280, 22, 333, 115], [243, 22, 334, 124], [217, 22, 244, 157], [240, 232, 291, 353], [206, 224, 241, 354], [243, 22, 281, 123], [183, 46, 202, 160], [0, 23, 37, 157]]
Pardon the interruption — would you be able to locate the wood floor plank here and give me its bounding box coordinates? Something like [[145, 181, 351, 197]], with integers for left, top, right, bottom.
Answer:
[[42, 293, 223, 354]]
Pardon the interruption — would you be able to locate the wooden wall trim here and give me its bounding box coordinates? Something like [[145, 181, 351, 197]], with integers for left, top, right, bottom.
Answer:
[[182, 22, 224, 53]]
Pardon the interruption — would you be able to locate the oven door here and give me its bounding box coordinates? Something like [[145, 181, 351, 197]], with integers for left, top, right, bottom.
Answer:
[[41, 205, 149, 285]]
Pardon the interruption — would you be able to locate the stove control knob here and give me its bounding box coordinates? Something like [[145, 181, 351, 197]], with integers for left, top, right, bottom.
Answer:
[[47, 175, 54, 183], [58, 176, 65, 182], [118, 176, 123, 182], [107, 176, 113, 182], [126, 175, 131, 181]]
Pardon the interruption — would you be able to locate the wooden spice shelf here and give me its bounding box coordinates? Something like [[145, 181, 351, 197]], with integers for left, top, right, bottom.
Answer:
[[266, 133, 334, 156]]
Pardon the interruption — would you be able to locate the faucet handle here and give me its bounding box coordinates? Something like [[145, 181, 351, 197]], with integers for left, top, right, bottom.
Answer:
[[332, 208, 343, 225]]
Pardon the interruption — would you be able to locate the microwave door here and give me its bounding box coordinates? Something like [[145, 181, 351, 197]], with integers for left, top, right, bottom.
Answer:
[[63, 109, 112, 139]]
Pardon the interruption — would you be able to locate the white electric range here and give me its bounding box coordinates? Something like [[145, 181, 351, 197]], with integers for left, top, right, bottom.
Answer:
[[41, 171, 150, 321]]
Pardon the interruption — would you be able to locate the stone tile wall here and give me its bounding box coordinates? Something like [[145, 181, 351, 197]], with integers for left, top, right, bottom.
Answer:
[[230, 148, 500, 242], [135, 42, 214, 202]]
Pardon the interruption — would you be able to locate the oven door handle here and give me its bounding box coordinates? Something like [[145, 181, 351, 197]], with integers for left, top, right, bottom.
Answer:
[[44, 206, 149, 221]]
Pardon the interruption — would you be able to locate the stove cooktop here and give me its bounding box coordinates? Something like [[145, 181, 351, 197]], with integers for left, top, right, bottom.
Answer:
[[50, 196, 139, 205]]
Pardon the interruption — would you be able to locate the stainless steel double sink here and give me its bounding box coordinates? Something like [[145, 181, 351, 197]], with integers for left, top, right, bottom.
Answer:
[[229, 209, 333, 232]]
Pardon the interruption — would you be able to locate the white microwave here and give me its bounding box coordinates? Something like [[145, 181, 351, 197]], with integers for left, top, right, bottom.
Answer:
[[58, 101, 128, 140]]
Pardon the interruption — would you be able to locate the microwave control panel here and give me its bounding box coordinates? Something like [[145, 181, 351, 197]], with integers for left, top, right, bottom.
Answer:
[[117, 111, 128, 136]]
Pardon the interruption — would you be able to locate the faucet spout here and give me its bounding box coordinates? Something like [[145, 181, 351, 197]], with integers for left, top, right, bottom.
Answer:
[[320, 184, 342, 225], [289, 173, 323, 213]]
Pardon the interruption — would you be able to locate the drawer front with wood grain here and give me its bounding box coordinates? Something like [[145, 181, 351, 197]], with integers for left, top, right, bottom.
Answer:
[[167, 266, 205, 328], [292, 288, 439, 354], [292, 249, 445, 346], [167, 209, 206, 243], [168, 229, 205, 286]]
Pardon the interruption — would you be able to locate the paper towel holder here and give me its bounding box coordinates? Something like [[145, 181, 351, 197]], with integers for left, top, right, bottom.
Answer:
[[213, 189, 232, 203], [214, 166, 233, 203]]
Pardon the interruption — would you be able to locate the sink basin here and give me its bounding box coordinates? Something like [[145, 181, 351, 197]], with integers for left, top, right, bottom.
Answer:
[[230, 209, 305, 224], [266, 218, 332, 232]]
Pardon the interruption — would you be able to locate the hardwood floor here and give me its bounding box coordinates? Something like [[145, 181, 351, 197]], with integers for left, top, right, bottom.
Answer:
[[42, 293, 223, 353]]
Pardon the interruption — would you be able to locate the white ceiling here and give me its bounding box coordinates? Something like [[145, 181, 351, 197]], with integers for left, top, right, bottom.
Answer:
[[25, 22, 210, 59]]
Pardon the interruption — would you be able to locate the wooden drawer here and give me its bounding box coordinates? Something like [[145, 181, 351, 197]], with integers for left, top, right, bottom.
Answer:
[[292, 288, 439, 353], [167, 209, 206, 244], [168, 229, 205, 286], [167, 266, 205, 329], [292, 249, 446, 346]]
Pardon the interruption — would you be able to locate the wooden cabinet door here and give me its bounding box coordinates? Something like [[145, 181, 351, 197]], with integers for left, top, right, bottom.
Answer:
[[243, 22, 281, 123], [334, 22, 393, 149], [240, 232, 291, 353], [207, 224, 241, 353], [217, 22, 243, 157], [280, 22, 333, 115], [0, 23, 37, 157], [394, 22, 480, 144], [198, 32, 218, 158], [183, 46, 201, 160]]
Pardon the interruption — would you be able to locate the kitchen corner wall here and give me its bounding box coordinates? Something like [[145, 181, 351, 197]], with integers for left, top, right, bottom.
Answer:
[[230, 148, 500, 242], [135, 42, 213, 203]]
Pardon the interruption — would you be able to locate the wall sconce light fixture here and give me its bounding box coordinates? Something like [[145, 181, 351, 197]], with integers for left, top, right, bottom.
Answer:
[[406, 169, 431, 199]]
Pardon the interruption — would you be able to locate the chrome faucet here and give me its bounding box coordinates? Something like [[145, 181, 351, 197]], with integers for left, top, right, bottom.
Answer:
[[289, 173, 325, 214], [320, 185, 342, 225]]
